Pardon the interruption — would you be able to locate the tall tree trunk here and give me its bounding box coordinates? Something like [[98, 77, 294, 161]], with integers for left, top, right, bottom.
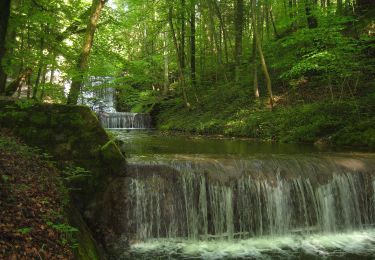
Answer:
[[305, 0, 318, 28], [168, 2, 189, 107], [181, 0, 186, 71], [337, 0, 343, 14], [163, 31, 169, 96], [33, 26, 46, 99], [252, 0, 274, 109], [211, 0, 229, 64], [67, 0, 107, 105], [252, 33, 259, 99], [40, 66, 47, 100], [234, 0, 244, 83], [190, 0, 196, 88], [26, 20, 31, 99], [0, 0, 11, 94], [270, 6, 280, 38], [357, 0, 374, 11]]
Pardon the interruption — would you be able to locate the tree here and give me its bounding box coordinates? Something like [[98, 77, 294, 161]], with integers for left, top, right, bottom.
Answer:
[[168, 0, 189, 107], [0, 0, 11, 94], [252, 0, 274, 109], [67, 0, 107, 105], [234, 0, 244, 82], [190, 0, 196, 88], [357, 0, 375, 11]]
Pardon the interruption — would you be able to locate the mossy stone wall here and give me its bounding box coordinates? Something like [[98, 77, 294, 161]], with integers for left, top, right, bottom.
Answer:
[[0, 99, 126, 206]]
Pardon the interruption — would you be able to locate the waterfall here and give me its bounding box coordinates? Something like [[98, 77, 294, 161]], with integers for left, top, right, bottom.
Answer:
[[100, 112, 152, 129], [124, 155, 375, 241]]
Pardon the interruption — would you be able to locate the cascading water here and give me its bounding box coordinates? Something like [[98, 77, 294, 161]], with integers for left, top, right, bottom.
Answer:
[[101, 131, 375, 259], [120, 155, 375, 259], [100, 112, 152, 129], [126, 155, 375, 240], [78, 78, 153, 129]]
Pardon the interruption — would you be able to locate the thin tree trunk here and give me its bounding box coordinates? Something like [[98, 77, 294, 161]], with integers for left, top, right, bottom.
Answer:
[[33, 26, 46, 99], [163, 31, 169, 96], [26, 20, 31, 99], [190, 0, 196, 88], [252, 31, 259, 99], [337, 0, 343, 14], [270, 6, 280, 38], [67, 0, 107, 105], [211, 0, 229, 64], [181, 0, 186, 71], [5, 69, 32, 97], [0, 0, 11, 94], [40, 66, 47, 100], [265, 0, 271, 39], [305, 0, 318, 28], [168, 2, 189, 107], [234, 0, 244, 83], [252, 0, 273, 109]]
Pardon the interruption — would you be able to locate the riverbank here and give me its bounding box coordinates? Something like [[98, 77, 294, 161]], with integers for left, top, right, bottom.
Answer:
[[0, 130, 74, 259], [155, 94, 375, 149]]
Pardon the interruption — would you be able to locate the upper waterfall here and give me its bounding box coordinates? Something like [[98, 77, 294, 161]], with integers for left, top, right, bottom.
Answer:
[[100, 112, 152, 129], [79, 79, 153, 129]]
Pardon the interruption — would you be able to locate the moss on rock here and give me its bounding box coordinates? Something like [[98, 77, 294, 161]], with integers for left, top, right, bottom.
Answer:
[[100, 140, 126, 174], [67, 206, 102, 260]]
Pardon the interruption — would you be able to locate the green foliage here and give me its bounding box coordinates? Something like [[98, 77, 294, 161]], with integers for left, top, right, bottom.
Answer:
[[270, 16, 361, 92], [47, 221, 79, 249], [1, 174, 10, 183], [63, 166, 92, 184], [156, 94, 375, 148], [0, 135, 41, 157], [17, 227, 33, 235], [15, 99, 37, 109]]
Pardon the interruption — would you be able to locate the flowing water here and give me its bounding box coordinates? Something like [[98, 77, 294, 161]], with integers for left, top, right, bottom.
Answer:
[[100, 112, 152, 129], [111, 130, 375, 259]]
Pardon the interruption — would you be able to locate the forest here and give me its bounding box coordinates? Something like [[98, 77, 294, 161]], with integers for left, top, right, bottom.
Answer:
[[1, 0, 375, 259], [0, 0, 374, 145]]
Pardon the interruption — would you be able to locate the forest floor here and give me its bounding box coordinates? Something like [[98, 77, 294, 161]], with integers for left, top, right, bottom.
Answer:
[[0, 129, 74, 259]]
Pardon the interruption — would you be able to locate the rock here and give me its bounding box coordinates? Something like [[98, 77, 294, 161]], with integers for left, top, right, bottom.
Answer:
[[100, 140, 126, 175]]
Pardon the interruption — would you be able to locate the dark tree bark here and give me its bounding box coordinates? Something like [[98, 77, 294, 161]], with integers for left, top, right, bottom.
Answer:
[[0, 0, 11, 94], [357, 0, 375, 11], [270, 6, 280, 38], [252, 32, 259, 99], [190, 0, 196, 88], [5, 69, 32, 97], [305, 0, 318, 29], [181, 0, 186, 71], [67, 0, 107, 105], [234, 0, 244, 82], [337, 0, 343, 14], [33, 26, 46, 99]]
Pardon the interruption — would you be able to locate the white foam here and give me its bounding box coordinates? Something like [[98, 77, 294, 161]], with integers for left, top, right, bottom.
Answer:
[[130, 230, 375, 259]]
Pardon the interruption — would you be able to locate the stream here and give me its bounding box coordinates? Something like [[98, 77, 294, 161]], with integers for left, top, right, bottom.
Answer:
[[110, 130, 375, 259]]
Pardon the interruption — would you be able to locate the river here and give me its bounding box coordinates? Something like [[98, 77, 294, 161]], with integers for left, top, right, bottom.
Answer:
[[110, 130, 375, 260]]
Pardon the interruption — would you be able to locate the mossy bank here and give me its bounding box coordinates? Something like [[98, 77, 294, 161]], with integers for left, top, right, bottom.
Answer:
[[154, 94, 375, 149]]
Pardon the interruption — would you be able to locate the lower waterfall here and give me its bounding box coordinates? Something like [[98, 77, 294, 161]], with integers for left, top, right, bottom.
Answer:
[[120, 154, 375, 259]]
